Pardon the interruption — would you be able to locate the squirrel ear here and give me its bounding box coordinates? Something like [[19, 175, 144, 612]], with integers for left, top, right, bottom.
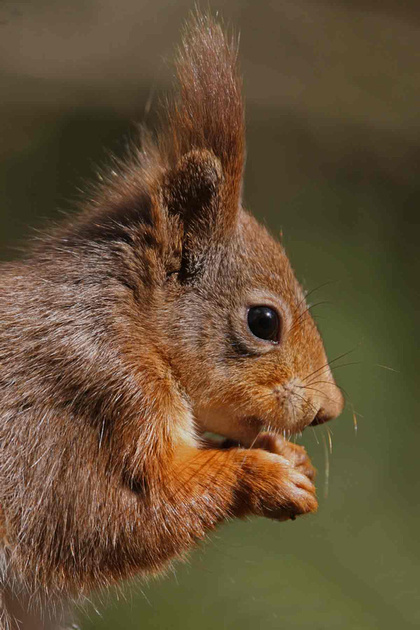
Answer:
[[155, 14, 244, 263], [162, 148, 238, 258]]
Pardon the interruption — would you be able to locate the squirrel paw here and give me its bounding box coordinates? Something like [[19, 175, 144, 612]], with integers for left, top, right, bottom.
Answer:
[[251, 433, 316, 481], [234, 435, 318, 522], [262, 452, 317, 521]]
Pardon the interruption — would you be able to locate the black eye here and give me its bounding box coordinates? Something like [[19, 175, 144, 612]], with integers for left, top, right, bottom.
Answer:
[[247, 306, 280, 342]]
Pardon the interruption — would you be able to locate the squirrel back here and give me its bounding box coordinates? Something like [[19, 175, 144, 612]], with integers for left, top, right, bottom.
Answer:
[[0, 13, 343, 628]]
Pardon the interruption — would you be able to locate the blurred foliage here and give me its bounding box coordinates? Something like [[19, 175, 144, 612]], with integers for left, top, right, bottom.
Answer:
[[1, 1, 419, 628]]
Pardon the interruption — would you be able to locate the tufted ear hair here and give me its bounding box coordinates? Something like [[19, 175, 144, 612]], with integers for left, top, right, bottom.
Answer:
[[157, 12, 245, 257]]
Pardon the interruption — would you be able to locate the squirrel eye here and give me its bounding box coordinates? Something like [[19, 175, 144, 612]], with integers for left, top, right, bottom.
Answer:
[[247, 306, 280, 343]]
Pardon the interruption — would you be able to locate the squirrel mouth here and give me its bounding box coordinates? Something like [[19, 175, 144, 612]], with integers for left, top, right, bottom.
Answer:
[[309, 410, 329, 427], [310, 417, 323, 427]]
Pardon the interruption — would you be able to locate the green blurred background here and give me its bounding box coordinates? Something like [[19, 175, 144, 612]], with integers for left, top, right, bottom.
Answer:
[[1, 1, 419, 628]]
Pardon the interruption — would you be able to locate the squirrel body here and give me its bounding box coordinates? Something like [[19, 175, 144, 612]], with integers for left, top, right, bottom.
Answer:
[[0, 14, 343, 628]]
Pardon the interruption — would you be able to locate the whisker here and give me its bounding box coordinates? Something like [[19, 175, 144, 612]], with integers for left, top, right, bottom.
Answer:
[[375, 363, 399, 373], [302, 348, 358, 383], [305, 361, 361, 387], [291, 281, 337, 319], [324, 361, 361, 374], [299, 385, 346, 408], [248, 426, 264, 451], [349, 402, 363, 436], [289, 301, 330, 334], [321, 430, 330, 500], [353, 410, 358, 435], [290, 400, 297, 439], [311, 427, 320, 445], [326, 426, 333, 454], [237, 425, 266, 471], [300, 380, 348, 395]]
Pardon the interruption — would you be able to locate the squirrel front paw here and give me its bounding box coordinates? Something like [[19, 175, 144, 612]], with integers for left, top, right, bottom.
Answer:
[[232, 440, 318, 522], [251, 433, 316, 481]]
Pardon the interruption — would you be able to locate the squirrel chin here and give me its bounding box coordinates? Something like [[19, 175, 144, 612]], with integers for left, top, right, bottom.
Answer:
[[196, 414, 308, 450]]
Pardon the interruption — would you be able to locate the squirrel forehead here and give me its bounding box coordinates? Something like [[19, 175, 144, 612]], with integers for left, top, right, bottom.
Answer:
[[200, 210, 303, 308], [239, 212, 300, 290]]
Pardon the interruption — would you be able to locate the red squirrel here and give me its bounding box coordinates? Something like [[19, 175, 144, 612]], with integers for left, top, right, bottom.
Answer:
[[0, 13, 343, 629]]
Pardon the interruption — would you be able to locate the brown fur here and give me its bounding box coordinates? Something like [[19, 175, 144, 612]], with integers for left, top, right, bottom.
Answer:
[[0, 13, 343, 629]]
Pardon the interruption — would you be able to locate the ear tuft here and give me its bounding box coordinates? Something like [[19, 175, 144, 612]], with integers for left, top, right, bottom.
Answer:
[[159, 12, 245, 212]]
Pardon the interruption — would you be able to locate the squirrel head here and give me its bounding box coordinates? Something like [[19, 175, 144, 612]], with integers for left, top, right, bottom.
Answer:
[[84, 14, 343, 445], [161, 187, 343, 443], [143, 14, 344, 444]]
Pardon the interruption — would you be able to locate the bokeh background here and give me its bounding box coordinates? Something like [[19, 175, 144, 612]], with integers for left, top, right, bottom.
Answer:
[[1, 1, 419, 628]]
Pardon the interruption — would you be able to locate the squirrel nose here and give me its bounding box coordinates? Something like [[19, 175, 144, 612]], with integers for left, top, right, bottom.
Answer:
[[311, 387, 344, 426]]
